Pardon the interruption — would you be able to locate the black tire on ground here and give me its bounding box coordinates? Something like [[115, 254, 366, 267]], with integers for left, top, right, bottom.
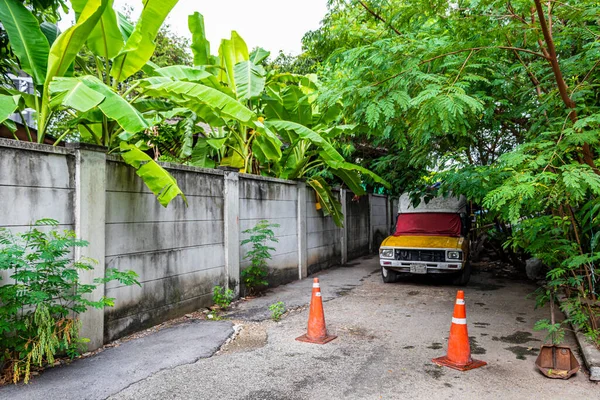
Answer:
[[451, 261, 471, 286], [381, 266, 399, 283]]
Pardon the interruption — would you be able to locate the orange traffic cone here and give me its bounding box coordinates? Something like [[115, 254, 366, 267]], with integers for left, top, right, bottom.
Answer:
[[432, 290, 486, 371], [296, 278, 337, 344]]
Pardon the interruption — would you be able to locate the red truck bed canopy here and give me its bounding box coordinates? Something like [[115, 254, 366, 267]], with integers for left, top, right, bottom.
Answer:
[[394, 213, 462, 237]]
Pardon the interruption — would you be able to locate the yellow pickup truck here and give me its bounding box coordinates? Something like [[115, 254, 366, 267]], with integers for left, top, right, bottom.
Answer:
[[379, 194, 471, 285]]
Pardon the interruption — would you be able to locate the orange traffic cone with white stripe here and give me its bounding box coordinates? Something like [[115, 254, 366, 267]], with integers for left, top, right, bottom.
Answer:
[[432, 290, 486, 371], [296, 278, 337, 344]]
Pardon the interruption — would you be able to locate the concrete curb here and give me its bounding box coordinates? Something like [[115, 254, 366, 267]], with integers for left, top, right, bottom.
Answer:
[[558, 295, 600, 381], [573, 328, 600, 381]]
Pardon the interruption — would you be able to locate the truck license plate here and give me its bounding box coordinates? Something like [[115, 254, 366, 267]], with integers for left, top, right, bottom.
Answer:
[[409, 264, 427, 274]]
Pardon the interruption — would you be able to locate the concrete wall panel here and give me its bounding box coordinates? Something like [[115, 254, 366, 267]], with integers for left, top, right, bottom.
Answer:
[[346, 194, 370, 259], [104, 161, 226, 339], [106, 220, 223, 256], [238, 178, 298, 288], [104, 266, 223, 341]]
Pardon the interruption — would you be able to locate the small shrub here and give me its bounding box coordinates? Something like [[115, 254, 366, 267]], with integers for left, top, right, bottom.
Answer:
[[206, 310, 223, 321], [269, 301, 286, 321], [0, 219, 140, 384], [241, 220, 279, 295], [212, 286, 234, 310]]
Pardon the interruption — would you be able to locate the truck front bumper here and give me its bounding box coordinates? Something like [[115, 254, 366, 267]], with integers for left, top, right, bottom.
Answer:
[[379, 259, 464, 274]]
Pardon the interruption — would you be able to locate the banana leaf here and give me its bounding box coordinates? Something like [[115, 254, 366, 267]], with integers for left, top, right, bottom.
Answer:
[[40, 22, 61, 47], [188, 12, 211, 66], [265, 120, 344, 162], [0, 87, 37, 109], [50, 76, 150, 134], [0, 95, 21, 125], [46, 0, 107, 83], [116, 11, 134, 41], [254, 122, 282, 161], [307, 176, 344, 227], [140, 80, 255, 124], [152, 66, 231, 94], [234, 61, 266, 101], [72, 0, 123, 59], [110, 0, 178, 82], [249, 47, 270, 64], [218, 31, 249, 88], [49, 79, 104, 112], [322, 157, 391, 189], [0, 0, 49, 85], [119, 142, 187, 207], [189, 139, 217, 168]]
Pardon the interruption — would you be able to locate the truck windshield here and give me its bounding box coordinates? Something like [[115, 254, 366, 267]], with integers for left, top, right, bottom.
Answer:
[[394, 213, 462, 237]]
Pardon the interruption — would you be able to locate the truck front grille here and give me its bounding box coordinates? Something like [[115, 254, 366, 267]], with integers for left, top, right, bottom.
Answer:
[[395, 249, 445, 262]]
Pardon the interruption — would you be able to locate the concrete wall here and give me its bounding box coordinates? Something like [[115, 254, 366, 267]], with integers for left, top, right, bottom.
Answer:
[[306, 189, 342, 275], [370, 195, 389, 250], [0, 139, 75, 286], [239, 175, 298, 289], [0, 139, 395, 347], [346, 193, 370, 260], [104, 159, 226, 341]]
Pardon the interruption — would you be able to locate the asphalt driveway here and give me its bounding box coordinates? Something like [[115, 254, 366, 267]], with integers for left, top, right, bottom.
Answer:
[[109, 255, 596, 400]]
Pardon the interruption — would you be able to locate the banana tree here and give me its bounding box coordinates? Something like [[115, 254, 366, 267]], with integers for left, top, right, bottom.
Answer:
[[0, 0, 186, 207], [132, 13, 390, 224]]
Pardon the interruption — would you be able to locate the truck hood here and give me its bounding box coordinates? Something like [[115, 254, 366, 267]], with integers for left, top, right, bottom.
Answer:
[[381, 235, 463, 249]]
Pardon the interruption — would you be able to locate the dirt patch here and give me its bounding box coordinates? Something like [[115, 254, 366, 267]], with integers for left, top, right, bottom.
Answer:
[[492, 331, 540, 345], [336, 286, 356, 296], [218, 322, 268, 355], [428, 343, 443, 350], [341, 326, 377, 340], [469, 336, 487, 355], [506, 346, 538, 360]]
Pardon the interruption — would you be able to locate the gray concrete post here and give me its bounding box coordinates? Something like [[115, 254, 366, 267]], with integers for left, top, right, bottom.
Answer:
[[340, 189, 348, 265], [69, 143, 106, 350], [296, 182, 308, 279], [223, 171, 240, 296]]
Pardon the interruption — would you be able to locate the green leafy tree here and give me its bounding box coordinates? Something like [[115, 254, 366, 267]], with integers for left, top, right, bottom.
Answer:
[[308, 0, 600, 343]]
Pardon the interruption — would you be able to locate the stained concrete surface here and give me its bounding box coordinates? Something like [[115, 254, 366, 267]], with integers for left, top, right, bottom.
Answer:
[[4, 256, 598, 399], [109, 256, 597, 399], [0, 320, 233, 400]]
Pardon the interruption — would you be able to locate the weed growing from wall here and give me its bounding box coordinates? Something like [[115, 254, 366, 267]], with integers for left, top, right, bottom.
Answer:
[[241, 220, 280, 296]]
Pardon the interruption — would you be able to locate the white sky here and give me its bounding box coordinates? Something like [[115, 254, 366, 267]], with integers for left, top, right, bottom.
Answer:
[[61, 0, 328, 56]]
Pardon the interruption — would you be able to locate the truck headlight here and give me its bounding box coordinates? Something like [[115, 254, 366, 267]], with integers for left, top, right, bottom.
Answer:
[[380, 249, 395, 259], [447, 250, 462, 260]]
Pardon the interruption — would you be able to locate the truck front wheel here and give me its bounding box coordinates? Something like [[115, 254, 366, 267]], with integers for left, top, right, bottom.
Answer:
[[451, 261, 471, 286], [381, 266, 399, 283]]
